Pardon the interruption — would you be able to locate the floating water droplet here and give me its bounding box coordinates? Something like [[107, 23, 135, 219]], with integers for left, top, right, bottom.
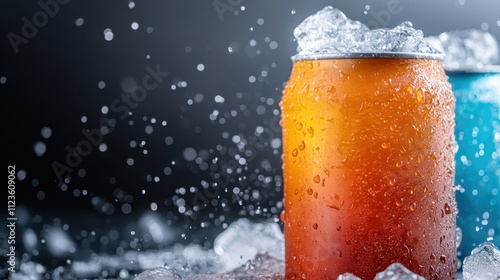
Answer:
[[41, 127, 52, 139], [33, 141, 46, 157], [306, 188, 313, 195], [292, 149, 298, 157], [103, 28, 114, 41], [75, 18, 84, 26]]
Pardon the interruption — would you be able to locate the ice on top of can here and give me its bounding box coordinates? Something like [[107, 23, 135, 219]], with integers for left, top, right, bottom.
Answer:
[[425, 29, 500, 71], [294, 6, 439, 57]]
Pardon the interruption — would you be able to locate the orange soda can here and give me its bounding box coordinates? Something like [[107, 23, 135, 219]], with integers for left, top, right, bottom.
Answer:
[[281, 53, 457, 280]]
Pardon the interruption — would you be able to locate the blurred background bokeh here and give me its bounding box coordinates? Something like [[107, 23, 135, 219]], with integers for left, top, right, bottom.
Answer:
[[1, 0, 499, 274]]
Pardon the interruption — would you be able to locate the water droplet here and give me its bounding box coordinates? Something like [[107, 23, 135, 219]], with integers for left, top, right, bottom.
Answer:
[[301, 272, 307, 279], [307, 126, 314, 137], [381, 142, 390, 148], [75, 18, 84, 26], [395, 198, 403, 207], [313, 223, 318, 229], [104, 28, 114, 41], [429, 253, 436, 261], [440, 255, 446, 264], [336, 226, 342, 231], [323, 169, 330, 177], [306, 188, 313, 195], [327, 86, 336, 93], [444, 203, 451, 214], [423, 186, 428, 193], [33, 142, 47, 157], [409, 202, 416, 211], [296, 122, 303, 130], [406, 86, 413, 94], [388, 178, 396, 186], [416, 88, 425, 103], [313, 192, 318, 199], [298, 140, 306, 151], [313, 175, 320, 183], [292, 149, 298, 157]]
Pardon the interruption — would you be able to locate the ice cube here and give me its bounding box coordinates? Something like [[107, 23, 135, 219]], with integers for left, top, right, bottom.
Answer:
[[293, 6, 369, 55], [134, 254, 284, 280], [374, 263, 425, 280], [425, 29, 500, 71], [213, 218, 284, 271], [188, 253, 284, 280], [463, 242, 500, 280], [293, 6, 439, 57], [337, 273, 362, 280], [134, 267, 182, 280]]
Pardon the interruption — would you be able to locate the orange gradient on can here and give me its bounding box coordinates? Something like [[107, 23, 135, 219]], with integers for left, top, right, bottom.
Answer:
[[281, 57, 457, 280]]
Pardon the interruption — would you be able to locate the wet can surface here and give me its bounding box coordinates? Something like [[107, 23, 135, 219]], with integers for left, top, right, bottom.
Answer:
[[448, 69, 500, 262], [281, 54, 457, 279]]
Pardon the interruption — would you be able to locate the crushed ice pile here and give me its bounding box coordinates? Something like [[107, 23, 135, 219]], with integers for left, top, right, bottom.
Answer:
[[425, 29, 500, 71], [293, 6, 439, 57], [7, 219, 500, 279], [462, 242, 500, 280], [336, 263, 426, 280]]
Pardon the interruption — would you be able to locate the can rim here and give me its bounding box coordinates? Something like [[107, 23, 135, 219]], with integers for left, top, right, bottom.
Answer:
[[292, 52, 444, 61], [445, 65, 500, 74]]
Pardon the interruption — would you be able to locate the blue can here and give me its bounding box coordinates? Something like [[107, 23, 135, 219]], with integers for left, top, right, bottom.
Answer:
[[448, 68, 500, 262]]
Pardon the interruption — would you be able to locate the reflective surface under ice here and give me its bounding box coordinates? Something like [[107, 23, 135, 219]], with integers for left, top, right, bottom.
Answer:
[[5, 219, 500, 280]]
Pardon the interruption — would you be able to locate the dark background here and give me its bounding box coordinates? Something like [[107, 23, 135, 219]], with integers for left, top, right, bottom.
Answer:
[[1, 0, 500, 270]]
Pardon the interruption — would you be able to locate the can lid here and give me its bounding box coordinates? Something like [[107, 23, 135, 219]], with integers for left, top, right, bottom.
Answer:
[[292, 52, 444, 61], [445, 65, 500, 74]]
